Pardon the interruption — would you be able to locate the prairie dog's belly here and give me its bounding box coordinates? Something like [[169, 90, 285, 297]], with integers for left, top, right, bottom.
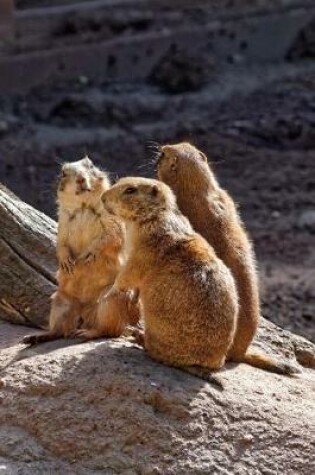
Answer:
[[58, 208, 122, 301], [58, 258, 118, 302], [67, 209, 103, 256]]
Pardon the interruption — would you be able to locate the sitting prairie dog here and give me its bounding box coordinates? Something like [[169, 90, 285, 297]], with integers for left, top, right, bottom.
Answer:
[[24, 157, 140, 345], [157, 142, 299, 375], [98, 176, 239, 387]]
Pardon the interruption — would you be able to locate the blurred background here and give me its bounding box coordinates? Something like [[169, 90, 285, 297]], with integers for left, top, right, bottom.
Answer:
[[0, 0, 314, 341]]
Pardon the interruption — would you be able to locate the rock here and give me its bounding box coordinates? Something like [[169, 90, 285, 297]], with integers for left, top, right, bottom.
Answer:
[[0, 321, 314, 474], [149, 46, 213, 94], [287, 17, 315, 60], [49, 96, 96, 125], [297, 210, 315, 233], [0, 120, 9, 135]]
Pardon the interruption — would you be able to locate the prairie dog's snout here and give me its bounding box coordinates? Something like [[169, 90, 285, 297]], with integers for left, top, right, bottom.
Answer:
[[156, 145, 170, 167], [75, 174, 91, 194], [59, 160, 91, 195]]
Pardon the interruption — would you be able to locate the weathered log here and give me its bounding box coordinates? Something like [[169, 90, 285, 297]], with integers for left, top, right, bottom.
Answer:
[[0, 184, 57, 328]]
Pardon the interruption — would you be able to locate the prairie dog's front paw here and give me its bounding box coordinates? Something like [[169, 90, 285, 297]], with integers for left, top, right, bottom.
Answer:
[[78, 250, 97, 265], [77, 249, 97, 264], [58, 247, 75, 274], [61, 257, 76, 274]]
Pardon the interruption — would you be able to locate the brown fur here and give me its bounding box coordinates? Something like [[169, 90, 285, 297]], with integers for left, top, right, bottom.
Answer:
[[99, 177, 239, 387], [23, 157, 139, 345], [157, 142, 300, 375]]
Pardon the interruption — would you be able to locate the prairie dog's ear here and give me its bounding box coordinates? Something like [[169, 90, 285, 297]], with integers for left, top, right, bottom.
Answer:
[[199, 151, 207, 162], [170, 156, 178, 171], [151, 184, 159, 198], [83, 156, 93, 166], [61, 162, 70, 175]]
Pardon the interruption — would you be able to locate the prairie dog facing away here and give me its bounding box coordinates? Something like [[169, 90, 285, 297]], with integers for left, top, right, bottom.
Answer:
[[157, 142, 300, 375], [24, 157, 140, 345], [99, 176, 239, 386]]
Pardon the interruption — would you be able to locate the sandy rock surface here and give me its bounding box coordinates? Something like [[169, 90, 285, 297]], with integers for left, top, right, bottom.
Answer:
[[0, 321, 314, 475]]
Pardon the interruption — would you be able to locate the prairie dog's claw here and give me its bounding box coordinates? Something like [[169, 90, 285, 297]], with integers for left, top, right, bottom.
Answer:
[[83, 252, 96, 264], [60, 257, 75, 274], [131, 327, 145, 347], [22, 334, 38, 345], [78, 251, 97, 265]]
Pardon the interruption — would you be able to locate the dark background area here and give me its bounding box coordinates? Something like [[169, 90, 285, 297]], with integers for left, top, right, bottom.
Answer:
[[0, 0, 314, 341]]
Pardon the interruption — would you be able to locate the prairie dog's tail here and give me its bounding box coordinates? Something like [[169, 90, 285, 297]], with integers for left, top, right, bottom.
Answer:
[[235, 349, 301, 376], [182, 366, 224, 390], [22, 332, 60, 346]]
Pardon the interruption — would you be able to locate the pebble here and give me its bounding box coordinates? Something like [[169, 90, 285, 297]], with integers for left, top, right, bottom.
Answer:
[[271, 210, 281, 219], [0, 120, 9, 134], [242, 433, 254, 444], [297, 210, 315, 233]]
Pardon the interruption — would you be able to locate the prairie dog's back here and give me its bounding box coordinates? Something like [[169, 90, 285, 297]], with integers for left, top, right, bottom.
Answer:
[[101, 177, 238, 371], [157, 142, 259, 360]]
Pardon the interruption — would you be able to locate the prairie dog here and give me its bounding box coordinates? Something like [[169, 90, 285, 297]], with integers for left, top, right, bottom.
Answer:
[[157, 142, 299, 375], [100, 177, 238, 385], [24, 157, 139, 345]]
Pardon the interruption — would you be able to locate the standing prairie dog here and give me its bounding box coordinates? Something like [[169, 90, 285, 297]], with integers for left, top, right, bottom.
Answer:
[[99, 177, 238, 386], [23, 157, 140, 345], [157, 142, 299, 375]]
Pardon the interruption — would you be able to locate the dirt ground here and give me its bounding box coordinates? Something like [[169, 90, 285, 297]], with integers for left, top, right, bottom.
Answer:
[[0, 58, 314, 343]]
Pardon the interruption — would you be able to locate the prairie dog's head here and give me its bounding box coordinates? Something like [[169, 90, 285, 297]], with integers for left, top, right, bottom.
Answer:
[[157, 142, 215, 191], [58, 157, 110, 207], [101, 177, 177, 223]]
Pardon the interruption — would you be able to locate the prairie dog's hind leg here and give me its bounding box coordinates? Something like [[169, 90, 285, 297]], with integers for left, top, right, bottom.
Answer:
[[124, 288, 141, 326], [23, 291, 78, 346], [75, 289, 141, 340]]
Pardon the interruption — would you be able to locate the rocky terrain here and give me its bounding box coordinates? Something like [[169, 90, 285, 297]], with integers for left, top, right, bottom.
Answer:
[[0, 317, 314, 475]]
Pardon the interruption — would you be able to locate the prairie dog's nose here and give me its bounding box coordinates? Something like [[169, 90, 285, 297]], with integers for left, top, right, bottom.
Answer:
[[76, 175, 91, 191], [76, 175, 85, 185]]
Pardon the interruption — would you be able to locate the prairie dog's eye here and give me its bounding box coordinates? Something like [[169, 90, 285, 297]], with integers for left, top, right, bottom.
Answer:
[[124, 186, 137, 195], [61, 170, 67, 178]]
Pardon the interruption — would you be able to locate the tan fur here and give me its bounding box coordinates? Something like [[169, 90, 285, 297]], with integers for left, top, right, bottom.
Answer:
[[23, 157, 139, 345], [99, 177, 238, 383], [157, 142, 299, 375]]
